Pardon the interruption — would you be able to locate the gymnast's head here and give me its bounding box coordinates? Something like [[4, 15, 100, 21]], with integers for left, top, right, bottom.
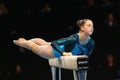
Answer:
[[76, 19, 94, 35]]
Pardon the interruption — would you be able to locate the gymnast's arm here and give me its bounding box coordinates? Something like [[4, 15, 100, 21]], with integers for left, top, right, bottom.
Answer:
[[84, 39, 95, 57], [51, 34, 78, 56]]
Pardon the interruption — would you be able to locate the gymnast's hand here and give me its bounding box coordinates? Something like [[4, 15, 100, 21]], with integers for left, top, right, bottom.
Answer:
[[63, 52, 73, 56]]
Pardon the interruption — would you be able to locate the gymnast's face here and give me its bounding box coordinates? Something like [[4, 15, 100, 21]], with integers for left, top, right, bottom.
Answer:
[[81, 20, 94, 36]]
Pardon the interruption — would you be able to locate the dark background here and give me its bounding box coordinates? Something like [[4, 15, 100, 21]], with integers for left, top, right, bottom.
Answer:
[[0, 0, 120, 80]]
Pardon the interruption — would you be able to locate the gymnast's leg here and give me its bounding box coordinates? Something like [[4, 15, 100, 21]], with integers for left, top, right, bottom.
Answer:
[[28, 38, 50, 45], [13, 38, 55, 59]]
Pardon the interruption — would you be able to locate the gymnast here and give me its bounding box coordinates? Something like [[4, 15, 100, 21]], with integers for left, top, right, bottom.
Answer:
[[13, 18, 95, 59]]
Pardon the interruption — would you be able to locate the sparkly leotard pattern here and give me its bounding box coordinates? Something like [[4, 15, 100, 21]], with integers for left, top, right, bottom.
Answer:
[[51, 33, 95, 58]]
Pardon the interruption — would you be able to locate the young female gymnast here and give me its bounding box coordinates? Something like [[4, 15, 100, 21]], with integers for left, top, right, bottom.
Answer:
[[13, 19, 95, 59]]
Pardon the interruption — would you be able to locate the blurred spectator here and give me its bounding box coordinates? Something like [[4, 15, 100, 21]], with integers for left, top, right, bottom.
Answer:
[[0, 2, 8, 16], [41, 2, 52, 13], [103, 12, 119, 44], [104, 12, 119, 29], [11, 64, 26, 80], [102, 53, 120, 80], [106, 54, 115, 67], [86, 0, 95, 7], [100, 0, 112, 7], [80, 0, 96, 9]]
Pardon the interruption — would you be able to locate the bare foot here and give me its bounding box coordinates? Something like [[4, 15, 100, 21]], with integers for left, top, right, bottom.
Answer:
[[13, 38, 26, 42], [13, 38, 33, 50], [13, 38, 26, 45]]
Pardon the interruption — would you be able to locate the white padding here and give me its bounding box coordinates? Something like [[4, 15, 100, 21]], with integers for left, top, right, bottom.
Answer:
[[48, 55, 88, 70]]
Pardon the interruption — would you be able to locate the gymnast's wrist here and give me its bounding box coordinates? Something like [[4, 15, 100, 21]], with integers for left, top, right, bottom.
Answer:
[[63, 52, 72, 56]]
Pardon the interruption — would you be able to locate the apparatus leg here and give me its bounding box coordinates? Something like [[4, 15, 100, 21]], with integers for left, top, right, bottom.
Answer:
[[73, 70, 79, 80], [59, 68, 61, 80], [78, 70, 87, 80], [51, 66, 56, 80]]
